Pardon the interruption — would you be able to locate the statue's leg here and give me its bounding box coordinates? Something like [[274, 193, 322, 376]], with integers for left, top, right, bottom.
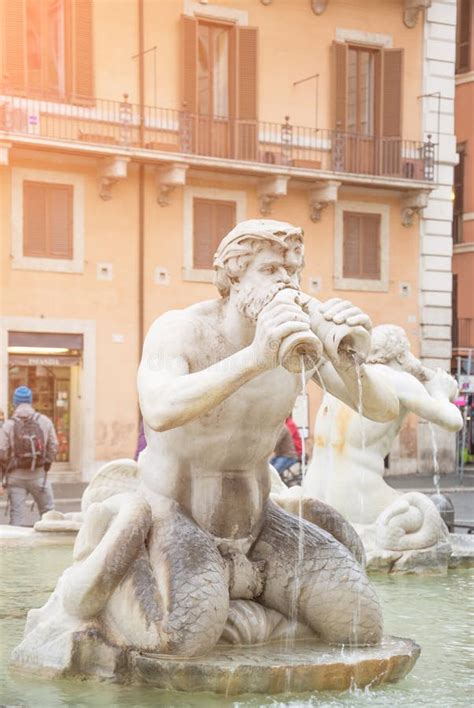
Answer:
[[249, 500, 383, 645], [105, 496, 229, 657]]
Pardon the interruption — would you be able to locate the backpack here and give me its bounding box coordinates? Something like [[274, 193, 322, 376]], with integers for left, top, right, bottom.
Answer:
[[12, 413, 46, 471]]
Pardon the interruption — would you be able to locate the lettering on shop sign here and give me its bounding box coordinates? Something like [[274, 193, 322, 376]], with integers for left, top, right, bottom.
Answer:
[[9, 356, 81, 367]]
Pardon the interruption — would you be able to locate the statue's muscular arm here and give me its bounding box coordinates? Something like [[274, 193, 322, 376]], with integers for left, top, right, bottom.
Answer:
[[138, 297, 310, 432], [386, 367, 463, 432]]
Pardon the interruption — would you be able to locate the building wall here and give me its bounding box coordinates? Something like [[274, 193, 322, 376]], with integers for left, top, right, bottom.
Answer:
[[0, 0, 452, 479]]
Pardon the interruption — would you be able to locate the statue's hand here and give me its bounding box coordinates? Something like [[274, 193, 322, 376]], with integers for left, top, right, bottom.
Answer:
[[251, 289, 311, 369], [318, 297, 372, 331], [424, 369, 459, 402]]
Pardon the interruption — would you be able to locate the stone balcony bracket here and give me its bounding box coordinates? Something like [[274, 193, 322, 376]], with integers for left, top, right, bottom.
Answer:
[[309, 180, 341, 222], [258, 175, 289, 216], [98, 156, 130, 201], [155, 163, 188, 207], [401, 189, 431, 227], [403, 0, 431, 29], [0, 141, 11, 166]]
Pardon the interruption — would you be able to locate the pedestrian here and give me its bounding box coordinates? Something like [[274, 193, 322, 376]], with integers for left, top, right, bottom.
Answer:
[[0, 386, 58, 526], [270, 423, 299, 475]]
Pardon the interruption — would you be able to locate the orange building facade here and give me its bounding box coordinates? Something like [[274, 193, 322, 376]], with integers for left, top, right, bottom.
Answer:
[[0, 0, 458, 480]]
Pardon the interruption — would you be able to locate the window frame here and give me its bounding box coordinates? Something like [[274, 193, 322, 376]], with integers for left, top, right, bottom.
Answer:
[[183, 185, 246, 283], [334, 200, 389, 292], [11, 167, 84, 273]]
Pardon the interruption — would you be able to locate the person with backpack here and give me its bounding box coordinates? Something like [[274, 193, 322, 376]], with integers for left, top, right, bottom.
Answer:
[[0, 386, 58, 526]]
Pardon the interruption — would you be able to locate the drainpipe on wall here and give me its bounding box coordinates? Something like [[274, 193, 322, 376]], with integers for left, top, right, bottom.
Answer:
[[137, 0, 145, 425]]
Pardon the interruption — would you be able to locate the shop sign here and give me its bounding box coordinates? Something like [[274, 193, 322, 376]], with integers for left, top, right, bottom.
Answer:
[[9, 355, 81, 367]]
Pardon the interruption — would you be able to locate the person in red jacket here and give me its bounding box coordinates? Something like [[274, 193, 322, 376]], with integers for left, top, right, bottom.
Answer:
[[285, 416, 302, 458]]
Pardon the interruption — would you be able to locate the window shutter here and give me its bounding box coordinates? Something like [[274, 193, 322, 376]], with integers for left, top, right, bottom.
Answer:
[[4, 0, 26, 94], [342, 213, 360, 277], [48, 184, 73, 258], [23, 182, 47, 257], [193, 199, 235, 269], [72, 0, 94, 104], [382, 48, 403, 138], [456, 0, 472, 72], [236, 26, 258, 121], [182, 15, 198, 112], [23, 182, 73, 259], [334, 41, 347, 131], [361, 214, 381, 278]]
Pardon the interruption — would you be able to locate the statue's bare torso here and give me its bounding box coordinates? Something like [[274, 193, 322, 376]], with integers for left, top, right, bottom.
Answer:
[[139, 298, 311, 541]]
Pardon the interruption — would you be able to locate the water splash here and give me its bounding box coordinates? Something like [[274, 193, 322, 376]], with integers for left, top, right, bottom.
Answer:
[[428, 423, 440, 494]]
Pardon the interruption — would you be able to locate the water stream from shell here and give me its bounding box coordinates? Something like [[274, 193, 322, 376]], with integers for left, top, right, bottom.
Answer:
[[428, 422, 441, 494]]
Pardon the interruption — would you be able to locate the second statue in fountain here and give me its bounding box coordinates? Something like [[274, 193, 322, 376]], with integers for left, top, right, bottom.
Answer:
[[12, 219, 404, 677]]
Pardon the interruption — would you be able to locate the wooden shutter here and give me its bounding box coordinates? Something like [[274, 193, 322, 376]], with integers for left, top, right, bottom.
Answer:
[[236, 27, 257, 121], [182, 15, 198, 112], [342, 213, 360, 277], [342, 212, 381, 279], [456, 0, 472, 72], [4, 0, 26, 94], [24, 182, 47, 257], [193, 199, 235, 269], [333, 41, 347, 131], [72, 0, 94, 104], [23, 181, 73, 259], [381, 48, 403, 138], [361, 214, 381, 278]]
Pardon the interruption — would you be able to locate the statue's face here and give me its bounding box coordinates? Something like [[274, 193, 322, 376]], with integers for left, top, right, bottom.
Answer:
[[233, 243, 301, 321]]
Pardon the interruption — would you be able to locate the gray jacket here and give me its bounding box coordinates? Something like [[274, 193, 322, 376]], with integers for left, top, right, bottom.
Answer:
[[0, 404, 58, 478]]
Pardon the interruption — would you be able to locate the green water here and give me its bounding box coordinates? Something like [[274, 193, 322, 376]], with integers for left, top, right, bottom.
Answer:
[[0, 544, 473, 707]]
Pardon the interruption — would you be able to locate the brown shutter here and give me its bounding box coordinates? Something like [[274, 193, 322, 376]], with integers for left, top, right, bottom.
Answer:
[[23, 182, 47, 257], [48, 184, 73, 258], [4, 0, 26, 94], [361, 214, 381, 278], [193, 199, 235, 269], [456, 0, 472, 72], [342, 212, 360, 277], [23, 181, 73, 259], [72, 0, 94, 104], [334, 41, 347, 131], [182, 15, 198, 112], [236, 26, 258, 121], [382, 48, 403, 138]]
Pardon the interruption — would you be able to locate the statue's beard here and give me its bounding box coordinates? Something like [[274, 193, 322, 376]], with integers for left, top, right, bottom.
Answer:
[[403, 355, 430, 383], [236, 282, 299, 322]]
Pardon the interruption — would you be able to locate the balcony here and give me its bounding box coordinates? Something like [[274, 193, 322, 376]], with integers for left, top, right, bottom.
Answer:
[[453, 318, 474, 350], [0, 93, 435, 185]]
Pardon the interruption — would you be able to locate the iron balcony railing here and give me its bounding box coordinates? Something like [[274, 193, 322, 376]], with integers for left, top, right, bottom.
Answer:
[[0, 92, 435, 181], [453, 318, 474, 349]]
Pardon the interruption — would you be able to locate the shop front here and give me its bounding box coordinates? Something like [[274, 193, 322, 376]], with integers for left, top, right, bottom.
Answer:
[[7, 331, 83, 469]]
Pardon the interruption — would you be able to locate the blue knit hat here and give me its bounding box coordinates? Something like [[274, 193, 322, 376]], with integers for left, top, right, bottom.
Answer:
[[13, 386, 33, 405]]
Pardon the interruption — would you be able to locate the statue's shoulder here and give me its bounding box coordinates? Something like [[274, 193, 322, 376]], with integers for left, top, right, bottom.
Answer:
[[146, 300, 222, 343]]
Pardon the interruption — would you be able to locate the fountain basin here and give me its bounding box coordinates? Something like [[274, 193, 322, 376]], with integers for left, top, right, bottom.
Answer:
[[9, 631, 419, 695]]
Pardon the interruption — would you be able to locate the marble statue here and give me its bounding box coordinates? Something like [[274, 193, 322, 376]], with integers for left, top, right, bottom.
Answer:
[[303, 324, 463, 572], [12, 220, 417, 688]]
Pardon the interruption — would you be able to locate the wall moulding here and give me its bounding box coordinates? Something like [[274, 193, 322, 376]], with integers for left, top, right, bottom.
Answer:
[[401, 189, 431, 227], [309, 180, 341, 222], [403, 0, 431, 29], [98, 157, 130, 201], [155, 164, 188, 207]]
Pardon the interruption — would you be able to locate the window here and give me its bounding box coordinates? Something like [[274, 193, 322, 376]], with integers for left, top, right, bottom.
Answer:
[[182, 15, 257, 159], [347, 47, 376, 136], [456, 0, 472, 73], [334, 41, 403, 139], [342, 212, 381, 279], [11, 168, 84, 273], [452, 144, 466, 244], [3, 0, 93, 103], [193, 198, 236, 269], [23, 181, 73, 259], [183, 185, 246, 282], [334, 201, 389, 292]]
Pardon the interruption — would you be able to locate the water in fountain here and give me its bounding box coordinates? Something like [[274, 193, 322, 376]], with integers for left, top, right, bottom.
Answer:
[[428, 423, 441, 495]]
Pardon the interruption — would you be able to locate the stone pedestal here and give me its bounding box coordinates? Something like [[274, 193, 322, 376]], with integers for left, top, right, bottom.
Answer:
[[10, 632, 420, 695]]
